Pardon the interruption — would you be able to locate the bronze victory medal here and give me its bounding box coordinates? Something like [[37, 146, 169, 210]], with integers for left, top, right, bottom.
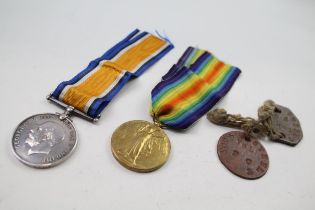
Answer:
[[217, 131, 269, 179], [111, 120, 171, 172], [270, 104, 303, 146]]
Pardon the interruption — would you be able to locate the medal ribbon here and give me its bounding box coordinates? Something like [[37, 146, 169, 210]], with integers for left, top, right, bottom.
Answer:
[[151, 47, 241, 129], [51, 29, 174, 118]]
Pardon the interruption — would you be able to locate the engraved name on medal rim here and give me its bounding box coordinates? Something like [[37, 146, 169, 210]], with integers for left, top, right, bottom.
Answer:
[[12, 113, 77, 168], [111, 120, 171, 173]]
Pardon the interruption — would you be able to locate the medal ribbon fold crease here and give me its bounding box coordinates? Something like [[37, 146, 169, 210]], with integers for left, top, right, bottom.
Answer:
[[51, 29, 174, 119], [151, 47, 241, 129]]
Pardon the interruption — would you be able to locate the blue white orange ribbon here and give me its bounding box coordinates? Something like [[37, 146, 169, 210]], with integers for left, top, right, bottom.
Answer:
[[151, 47, 241, 129], [51, 29, 174, 118]]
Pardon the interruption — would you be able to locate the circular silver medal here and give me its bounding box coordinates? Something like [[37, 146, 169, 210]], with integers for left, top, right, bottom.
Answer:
[[12, 113, 77, 168]]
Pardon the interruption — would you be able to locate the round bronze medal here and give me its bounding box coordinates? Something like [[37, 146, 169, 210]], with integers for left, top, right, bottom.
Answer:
[[111, 120, 171, 173], [270, 104, 303, 146], [217, 131, 269, 180]]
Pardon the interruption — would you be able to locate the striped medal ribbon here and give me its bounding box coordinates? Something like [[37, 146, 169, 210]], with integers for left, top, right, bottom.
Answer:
[[111, 47, 241, 173], [151, 47, 241, 129], [12, 29, 173, 168], [49, 29, 174, 121]]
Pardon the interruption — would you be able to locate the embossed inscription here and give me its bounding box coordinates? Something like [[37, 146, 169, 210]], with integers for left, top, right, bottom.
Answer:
[[217, 131, 269, 180], [270, 104, 303, 145], [12, 113, 77, 168], [111, 120, 171, 172]]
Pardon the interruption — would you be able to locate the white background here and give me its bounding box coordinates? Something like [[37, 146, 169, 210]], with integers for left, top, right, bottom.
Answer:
[[0, 0, 314, 209]]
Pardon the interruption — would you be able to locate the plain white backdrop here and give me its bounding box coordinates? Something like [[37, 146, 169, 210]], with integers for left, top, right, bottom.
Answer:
[[0, 0, 314, 209]]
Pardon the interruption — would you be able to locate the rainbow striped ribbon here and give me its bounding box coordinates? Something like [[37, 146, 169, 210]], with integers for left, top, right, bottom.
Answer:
[[51, 29, 174, 119], [151, 47, 241, 129]]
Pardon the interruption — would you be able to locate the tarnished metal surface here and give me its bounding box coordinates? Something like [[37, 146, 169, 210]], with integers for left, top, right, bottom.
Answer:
[[207, 100, 303, 146], [217, 131, 269, 180], [269, 104, 303, 146]]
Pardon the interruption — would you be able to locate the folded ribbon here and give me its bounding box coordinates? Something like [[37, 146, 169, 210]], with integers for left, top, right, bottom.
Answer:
[[51, 29, 174, 118], [151, 47, 241, 129]]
